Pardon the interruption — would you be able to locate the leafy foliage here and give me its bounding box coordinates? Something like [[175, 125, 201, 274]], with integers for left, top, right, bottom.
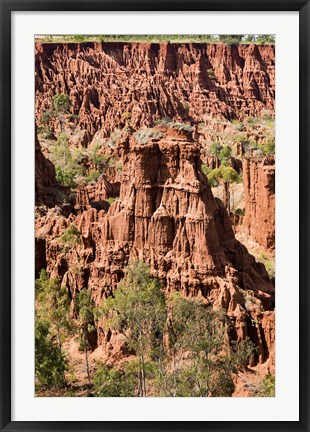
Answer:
[[35, 317, 68, 388], [52, 93, 71, 114], [74, 289, 97, 385], [209, 141, 223, 157], [101, 261, 166, 396], [35, 270, 71, 389], [201, 164, 211, 176], [207, 166, 239, 187], [50, 133, 86, 188], [93, 362, 138, 397], [155, 119, 193, 132], [257, 374, 275, 396], [60, 225, 81, 250], [257, 137, 275, 155], [99, 261, 256, 397]]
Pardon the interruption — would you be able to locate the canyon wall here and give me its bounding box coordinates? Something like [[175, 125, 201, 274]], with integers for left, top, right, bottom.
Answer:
[[35, 127, 275, 366], [35, 42, 275, 139], [35, 41, 275, 370], [243, 156, 275, 250]]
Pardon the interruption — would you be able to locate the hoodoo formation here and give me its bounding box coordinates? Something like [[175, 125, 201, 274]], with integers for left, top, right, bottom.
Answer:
[[35, 37, 275, 397]]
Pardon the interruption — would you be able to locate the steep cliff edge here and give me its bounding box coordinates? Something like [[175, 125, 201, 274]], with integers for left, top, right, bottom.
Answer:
[[35, 42, 275, 139]]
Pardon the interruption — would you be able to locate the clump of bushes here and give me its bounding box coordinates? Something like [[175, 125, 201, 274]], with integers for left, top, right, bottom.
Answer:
[[134, 128, 164, 145], [234, 208, 245, 217], [85, 170, 101, 184], [59, 225, 81, 250], [257, 138, 275, 155], [207, 68, 216, 79], [257, 374, 275, 397], [155, 118, 193, 132], [106, 197, 119, 205], [256, 251, 275, 280]]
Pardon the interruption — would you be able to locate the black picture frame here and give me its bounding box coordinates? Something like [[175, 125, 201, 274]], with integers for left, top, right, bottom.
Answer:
[[1, 1, 309, 431]]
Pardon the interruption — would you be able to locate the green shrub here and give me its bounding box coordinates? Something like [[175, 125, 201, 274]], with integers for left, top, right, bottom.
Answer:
[[201, 164, 211, 176], [154, 119, 193, 132], [234, 208, 245, 216], [41, 110, 53, 125], [106, 197, 118, 205], [85, 170, 101, 184], [60, 225, 81, 249], [37, 125, 53, 139], [115, 160, 123, 172], [209, 141, 223, 157], [219, 146, 232, 165], [257, 138, 275, 155], [56, 167, 77, 188], [257, 251, 275, 279], [93, 362, 137, 397], [258, 374, 275, 396], [35, 317, 68, 389], [207, 68, 215, 79]]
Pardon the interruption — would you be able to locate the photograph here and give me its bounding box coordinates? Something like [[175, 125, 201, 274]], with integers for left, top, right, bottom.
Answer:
[[34, 34, 275, 398]]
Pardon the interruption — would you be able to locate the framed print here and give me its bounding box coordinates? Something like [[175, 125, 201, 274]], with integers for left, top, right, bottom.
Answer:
[[1, 1, 309, 431]]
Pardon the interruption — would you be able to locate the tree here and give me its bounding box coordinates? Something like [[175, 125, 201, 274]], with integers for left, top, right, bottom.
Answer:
[[97, 261, 256, 397], [258, 137, 275, 155], [93, 361, 139, 397], [49, 134, 87, 188], [52, 93, 72, 132], [41, 93, 72, 132], [74, 289, 97, 386], [60, 225, 82, 252], [101, 261, 166, 396], [209, 141, 223, 157], [35, 269, 72, 386], [207, 166, 240, 212], [218, 145, 232, 166], [160, 293, 235, 397], [35, 316, 68, 389]]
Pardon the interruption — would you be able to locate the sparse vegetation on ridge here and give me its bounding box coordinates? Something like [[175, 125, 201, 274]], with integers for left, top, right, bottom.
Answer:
[[36, 34, 275, 45], [155, 118, 193, 132], [134, 128, 164, 144]]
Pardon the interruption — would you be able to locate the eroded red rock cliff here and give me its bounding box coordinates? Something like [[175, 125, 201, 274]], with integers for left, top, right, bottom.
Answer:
[[35, 42, 275, 138], [35, 41, 276, 373], [35, 127, 275, 367], [243, 156, 275, 250]]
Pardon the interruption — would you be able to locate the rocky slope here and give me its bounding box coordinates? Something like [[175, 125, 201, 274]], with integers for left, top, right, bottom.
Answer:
[[35, 42, 275, 139], [35, 126, 275, 368]]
